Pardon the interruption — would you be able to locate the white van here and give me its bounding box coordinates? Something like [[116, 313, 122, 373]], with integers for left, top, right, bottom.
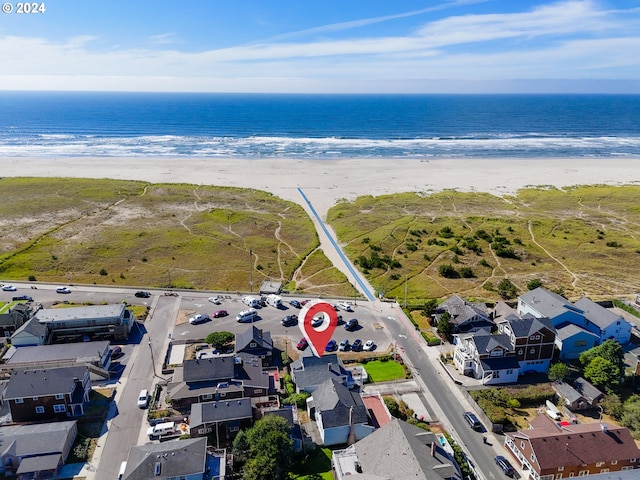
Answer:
[[266, 294, 282, 308], [242, 296, 260, 308], [546, 409, 562, 421], [236, 308, 257, 322], [136, 389, 149, 408], [147, 421, 176, 439], [117, 461, 127, 480]]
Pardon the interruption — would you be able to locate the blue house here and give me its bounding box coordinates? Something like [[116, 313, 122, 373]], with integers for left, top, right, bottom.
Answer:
[[555, 323, 599, 360]]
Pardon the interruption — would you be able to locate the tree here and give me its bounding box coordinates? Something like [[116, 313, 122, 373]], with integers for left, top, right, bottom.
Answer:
[[579, 339, 624, 375], [241, 415, 293, 480], [439, 264, 459, 278], [204, 331, 234, 349], [384, 397, 400, 418], [548, 362, 570, 382], [437, 312, 453, 342], [423, 299, 438, 317], [497, 278, 518, 299], [526, 278, 543, 290], [232, 430, 250, 467], [584, 357, 619, 392]]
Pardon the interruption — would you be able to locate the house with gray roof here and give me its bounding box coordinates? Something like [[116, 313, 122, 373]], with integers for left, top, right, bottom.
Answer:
[[1, 340, 112, 380], [494, 307, 556, 374], [2, 365, 91, 422], [123, 437, 210, 480], [167, 355, 273, 411], [453, 332, 520, 384], [437, 295, 492, 333], [574, 297, 632, 343], [0, 420, 77, 478], [189, 398, 253, 445], [291, 350, 354, 393], [309, 377, 373, 446], [235, 326, 274, 366], [0, 303, 34, 339], [518, 288, 584, 327], [332, 418, 462, 480], [555, 323, 599, 360], [11, 303, 133, 346]]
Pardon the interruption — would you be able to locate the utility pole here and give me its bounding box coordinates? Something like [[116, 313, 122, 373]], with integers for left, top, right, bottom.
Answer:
[[148, 340, 157, 377], [249, 249, 253, 293]]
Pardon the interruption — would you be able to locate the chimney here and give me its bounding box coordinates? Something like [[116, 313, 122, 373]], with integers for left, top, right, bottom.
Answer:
[[431, 440, 436, 457]]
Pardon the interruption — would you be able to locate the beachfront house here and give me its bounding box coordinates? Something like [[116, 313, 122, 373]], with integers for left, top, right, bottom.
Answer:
[[453, 332, 520, 385]]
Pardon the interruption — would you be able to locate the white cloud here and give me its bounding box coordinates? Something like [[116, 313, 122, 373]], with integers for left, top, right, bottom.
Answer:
[[0, 0, 639, 92]]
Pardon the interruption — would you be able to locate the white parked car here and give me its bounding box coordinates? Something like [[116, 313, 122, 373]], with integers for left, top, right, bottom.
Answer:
[[363, 340, 376, 351], [137, 389, 149, 408], [208, 296, 221, 304], [56, 286, 71, 294], [2, 285, 17, 291], [189, 313, 210, 325]]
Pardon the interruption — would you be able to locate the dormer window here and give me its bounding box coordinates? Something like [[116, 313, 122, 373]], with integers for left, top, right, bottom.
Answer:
[[490, 349, 504, 357], [250, 342, 257, 348]]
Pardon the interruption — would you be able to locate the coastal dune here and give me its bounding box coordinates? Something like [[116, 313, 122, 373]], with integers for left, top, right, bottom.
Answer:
[[2, 156, 639, 216]]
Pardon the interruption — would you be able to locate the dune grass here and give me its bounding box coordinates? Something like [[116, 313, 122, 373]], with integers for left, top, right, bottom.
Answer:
[[327, 185, 640, 302]]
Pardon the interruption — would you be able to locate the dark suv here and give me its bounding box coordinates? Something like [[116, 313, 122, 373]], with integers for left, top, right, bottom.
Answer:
[[344, 318, 359, 331], [494, 456, 515, 477], [463, 411, 482, 430], [281, 315, 298, 327]]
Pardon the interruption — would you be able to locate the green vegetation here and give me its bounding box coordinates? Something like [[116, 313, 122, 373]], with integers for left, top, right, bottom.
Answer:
[[232, 415, 294, 480], [613, 299, 640, 319], [357, 359, 406, 382], [327, 186, 640, 302], [205, 331, 234, 349], [0, 178, 360, 295]]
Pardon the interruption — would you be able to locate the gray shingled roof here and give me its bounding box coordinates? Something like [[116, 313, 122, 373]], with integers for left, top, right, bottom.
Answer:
[[519, 287, 582, 319], [479, 356, 521, 371], [354, 418, 461, 480], [553, 381, 586, 404], [190, 398, 252, 427], [291, 352, 347, 392], [0, 421, 76, 457], [555, 323, 599, 342], [573, 376, 604, 402], [123, 437, 206, 480], [312, 378, 368, 428], [440, 295, 489, 326], [183, 356, 235, 383], [235, 326, 273, 353], [471, 333, 513, 355], [5, 341, 110, 364], [233, 355, 270, 390], [4, 366, 88, 399], [505, 316, 555, 338], [16, 454, 61, 474], [574, 297, 623, 330], [12, 317, 47, 338]]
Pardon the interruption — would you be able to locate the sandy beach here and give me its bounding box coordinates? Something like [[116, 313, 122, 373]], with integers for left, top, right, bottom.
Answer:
[[2, 156, 639, 216]]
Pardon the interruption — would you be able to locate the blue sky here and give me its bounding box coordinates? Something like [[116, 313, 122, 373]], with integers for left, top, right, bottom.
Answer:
[[1, 0, 639, 93]]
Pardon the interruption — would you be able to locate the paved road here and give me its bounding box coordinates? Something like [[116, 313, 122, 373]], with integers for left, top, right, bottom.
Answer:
[[380, 303, 507, 480]]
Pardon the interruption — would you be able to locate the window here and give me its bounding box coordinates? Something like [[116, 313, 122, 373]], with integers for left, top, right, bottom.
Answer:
[[575, 340, 587, 347], [530, 348, 536, 354], [556, 475, 563, 479], [220, 392, 226, 397], [578, 471, 588, 476], [611, 460, 617, 465], [558, 466, 564, 472], [35, 406, 45, 414], [531, 454, 536, 462], [253, 389, 263, 394], [15, 398, 24, 404], [201, 394, 212, 400], [599, 469, 609, 473], [55, 394, 64, 400], [596, 462, 604, 467], [530, 334, 540, 341], [32, 396, 39, 400], [507, 369, 514, 375], [54, 404, 66, 413], [250, 342, 257, 348], [521, 441, 525, 449], [229, 426, 239, 432]]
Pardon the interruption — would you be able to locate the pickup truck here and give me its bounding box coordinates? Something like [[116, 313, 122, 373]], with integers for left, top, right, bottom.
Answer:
[[147, 422, 177, 439]]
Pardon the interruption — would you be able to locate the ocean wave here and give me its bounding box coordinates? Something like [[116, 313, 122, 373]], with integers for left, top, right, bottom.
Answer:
[[1, 134, 639, 158]]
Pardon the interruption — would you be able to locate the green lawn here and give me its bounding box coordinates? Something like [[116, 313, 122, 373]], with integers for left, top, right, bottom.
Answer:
[[359, 360, 405, 382], [291, 447, 333, 479]]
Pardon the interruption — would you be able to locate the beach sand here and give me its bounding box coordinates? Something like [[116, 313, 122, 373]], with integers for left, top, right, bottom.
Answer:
[[2, 156, 639, 216]]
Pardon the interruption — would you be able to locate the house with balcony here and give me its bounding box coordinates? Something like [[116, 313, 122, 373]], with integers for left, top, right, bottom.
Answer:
[[235, 326, 274, 366], [494, 303, 556, 374], [11, 304, 133, 346], [504, 415, 640, 479], [2, 365, 91, 422], [453, 332, 520, 385]]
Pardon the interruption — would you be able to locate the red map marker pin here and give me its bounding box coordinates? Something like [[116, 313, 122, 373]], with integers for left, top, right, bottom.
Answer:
[[299, 300, 338, 357]]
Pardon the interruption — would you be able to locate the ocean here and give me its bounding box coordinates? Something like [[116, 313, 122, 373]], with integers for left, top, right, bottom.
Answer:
[[0, 92, 639, 159]]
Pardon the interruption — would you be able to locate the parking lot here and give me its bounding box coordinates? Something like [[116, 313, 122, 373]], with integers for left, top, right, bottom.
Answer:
[[170, 293, 394, 354]]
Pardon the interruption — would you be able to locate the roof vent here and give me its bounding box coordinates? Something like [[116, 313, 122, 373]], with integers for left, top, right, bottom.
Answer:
[[226, 401, 230, 406]]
